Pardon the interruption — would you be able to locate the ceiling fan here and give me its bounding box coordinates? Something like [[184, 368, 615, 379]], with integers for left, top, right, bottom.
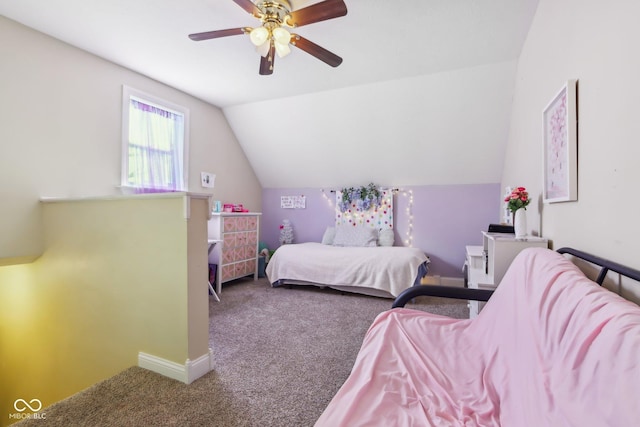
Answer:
[[188, 0, 347, 75]]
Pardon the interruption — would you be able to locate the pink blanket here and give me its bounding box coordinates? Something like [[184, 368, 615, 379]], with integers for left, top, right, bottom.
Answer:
[[316, 248, 640, 426]]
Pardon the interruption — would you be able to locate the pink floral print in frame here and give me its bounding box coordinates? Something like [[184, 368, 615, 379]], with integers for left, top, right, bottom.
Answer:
[[543, 80, 578, 203]]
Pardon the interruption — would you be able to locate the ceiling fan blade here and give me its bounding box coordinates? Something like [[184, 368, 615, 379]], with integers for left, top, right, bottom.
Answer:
[[291, 35, 342, 67], [188, 28, 246, 41], [233, 0, 261, 16], [259, 43, 275, 75], [287, 0, 347, 27]]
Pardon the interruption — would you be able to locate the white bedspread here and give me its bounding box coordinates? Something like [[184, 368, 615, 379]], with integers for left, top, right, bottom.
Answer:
[[265, 242, 429, 297]]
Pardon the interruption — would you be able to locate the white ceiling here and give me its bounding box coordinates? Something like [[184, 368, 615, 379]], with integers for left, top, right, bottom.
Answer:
[[0, 0, 540, 188]]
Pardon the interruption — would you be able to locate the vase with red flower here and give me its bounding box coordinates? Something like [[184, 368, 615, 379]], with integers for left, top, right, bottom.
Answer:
[[504, 187, 530, 239]]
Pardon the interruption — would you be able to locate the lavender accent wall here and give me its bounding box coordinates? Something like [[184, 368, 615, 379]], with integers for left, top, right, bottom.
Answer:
[[261, 188, 336, 250], [261, 184, 500, 277]]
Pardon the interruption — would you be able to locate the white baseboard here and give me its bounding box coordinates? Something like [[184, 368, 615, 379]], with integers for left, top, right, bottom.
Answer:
[[186, 349, 215, 384], [138, 348, 213, 384]]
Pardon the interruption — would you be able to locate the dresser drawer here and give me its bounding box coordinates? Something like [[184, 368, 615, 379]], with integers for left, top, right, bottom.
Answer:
[[208, 212, 262, 294]]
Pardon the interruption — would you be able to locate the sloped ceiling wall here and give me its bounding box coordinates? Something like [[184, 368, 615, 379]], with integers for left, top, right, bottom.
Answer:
[[0, 0, 540, 191], [224, 59, 517, 188]]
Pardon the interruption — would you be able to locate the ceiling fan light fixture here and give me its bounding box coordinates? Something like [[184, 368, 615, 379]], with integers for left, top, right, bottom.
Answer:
[[188, 0, 347, 75], [249, 26, 269, 46], [272, 27, 291, 57], [272, 27, 290, 44], [274, 41, 291, 58], [255, 40, 271, 57]]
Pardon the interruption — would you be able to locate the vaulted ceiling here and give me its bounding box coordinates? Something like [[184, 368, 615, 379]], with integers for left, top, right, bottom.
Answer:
[[0, 0, 540, 188]]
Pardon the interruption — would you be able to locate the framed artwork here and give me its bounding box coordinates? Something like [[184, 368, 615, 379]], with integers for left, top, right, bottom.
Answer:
[[280, 195, 306, 209], [543, 79, 578, 203], [280, 196, 295, 209], [293, 196, 306, 209]]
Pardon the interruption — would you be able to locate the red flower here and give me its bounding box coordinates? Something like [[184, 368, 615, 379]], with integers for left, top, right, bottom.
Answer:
[[505, 186, 531, 213]]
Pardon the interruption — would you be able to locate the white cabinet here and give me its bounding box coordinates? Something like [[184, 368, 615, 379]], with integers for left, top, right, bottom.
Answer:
[[208, 212, 261, 294], [466, 232, 548, 318]]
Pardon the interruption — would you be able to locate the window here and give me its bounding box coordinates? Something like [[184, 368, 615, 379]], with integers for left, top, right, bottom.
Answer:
[[121, 86, 189, 192]]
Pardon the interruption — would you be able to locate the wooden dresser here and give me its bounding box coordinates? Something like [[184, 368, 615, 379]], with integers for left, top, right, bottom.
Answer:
[[207, 212, 261, 295]]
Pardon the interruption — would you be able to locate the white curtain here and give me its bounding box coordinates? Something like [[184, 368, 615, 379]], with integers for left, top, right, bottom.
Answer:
[[127, 98, 184, 192]]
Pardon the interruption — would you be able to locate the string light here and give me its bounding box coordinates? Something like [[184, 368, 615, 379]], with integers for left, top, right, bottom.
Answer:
[[321, 189, 334, 207], [402, 189, 414, 247]]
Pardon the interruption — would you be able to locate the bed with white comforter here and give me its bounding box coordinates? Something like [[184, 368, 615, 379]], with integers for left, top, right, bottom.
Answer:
[[266, 242, 429, 298]]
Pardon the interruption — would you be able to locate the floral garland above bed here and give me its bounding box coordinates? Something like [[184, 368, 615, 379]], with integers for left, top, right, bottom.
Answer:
[[336, 184, 393, 230], [338, 183, 382, 212]]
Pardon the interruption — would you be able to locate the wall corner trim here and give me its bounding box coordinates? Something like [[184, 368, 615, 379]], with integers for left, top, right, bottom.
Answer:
[[138, 349, 213, 384]]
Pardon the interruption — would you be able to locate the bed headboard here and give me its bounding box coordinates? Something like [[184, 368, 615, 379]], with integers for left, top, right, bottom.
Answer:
[[335, 188, 394, 230]]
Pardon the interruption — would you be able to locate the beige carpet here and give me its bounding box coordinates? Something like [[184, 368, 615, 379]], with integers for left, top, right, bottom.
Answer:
[[15, 278, 468, 427]]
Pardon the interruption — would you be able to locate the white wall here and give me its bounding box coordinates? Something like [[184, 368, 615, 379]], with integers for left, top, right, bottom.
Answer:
[[0, 16, 262, 263], [501, 0, 640, 269]]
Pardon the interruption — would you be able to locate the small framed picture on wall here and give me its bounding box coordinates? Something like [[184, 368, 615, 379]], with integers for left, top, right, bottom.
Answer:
[[542, 79, 578, 203]]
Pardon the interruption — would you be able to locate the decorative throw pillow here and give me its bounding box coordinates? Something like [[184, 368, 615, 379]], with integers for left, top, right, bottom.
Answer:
[[377, 229, 395, 246], [321, 226, 336, 245], [332, 226, 378, 247]]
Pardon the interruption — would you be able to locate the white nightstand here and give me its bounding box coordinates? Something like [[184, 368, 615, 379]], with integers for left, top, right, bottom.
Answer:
[[466, 232, 548, 318]]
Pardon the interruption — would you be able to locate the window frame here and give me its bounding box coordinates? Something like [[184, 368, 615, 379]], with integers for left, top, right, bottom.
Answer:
[[121, 85, 190, 192]]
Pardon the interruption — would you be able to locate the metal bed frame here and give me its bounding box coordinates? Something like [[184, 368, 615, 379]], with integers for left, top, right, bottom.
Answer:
[[392, 247, 640, 309]]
